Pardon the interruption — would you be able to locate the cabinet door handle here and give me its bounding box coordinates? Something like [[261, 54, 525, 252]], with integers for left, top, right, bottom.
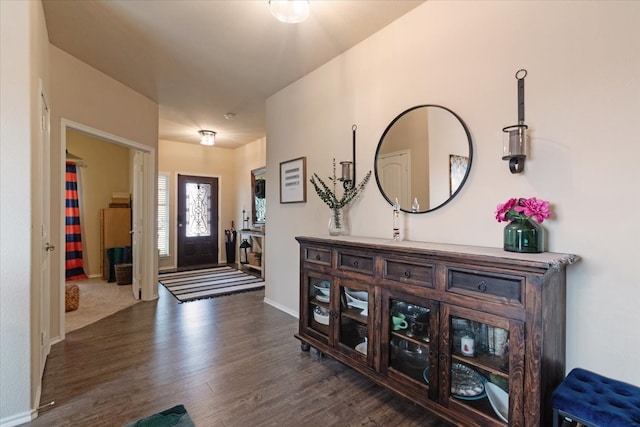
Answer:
[[477, 281, 487, 292], [353, 260, 359, 268], [404, 270, 411, 278]]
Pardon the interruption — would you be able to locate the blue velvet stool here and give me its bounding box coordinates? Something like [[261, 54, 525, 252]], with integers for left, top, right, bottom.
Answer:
[[552, 368, 640, 427]]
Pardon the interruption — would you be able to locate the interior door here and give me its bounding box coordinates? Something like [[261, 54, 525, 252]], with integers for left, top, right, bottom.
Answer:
[[378, 150, 411, 208], [131, 151, 143, 299], [39, 84, 52, 376], [177, 174, 219, 270]]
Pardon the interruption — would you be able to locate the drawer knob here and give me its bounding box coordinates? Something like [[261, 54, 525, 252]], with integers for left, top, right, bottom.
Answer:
[[353, 260, 359, 268], [315, 254, 321, 260], [477, 281, 487, 292], [404, 270, 411, 278]]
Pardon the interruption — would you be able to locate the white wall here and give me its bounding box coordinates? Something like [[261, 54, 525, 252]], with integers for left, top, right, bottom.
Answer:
[[0, 1, 49, 425], [266, 1, 640, 385]]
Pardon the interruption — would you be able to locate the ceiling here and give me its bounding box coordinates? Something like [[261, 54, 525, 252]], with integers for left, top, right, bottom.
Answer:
[[42, 0, 425, 148]]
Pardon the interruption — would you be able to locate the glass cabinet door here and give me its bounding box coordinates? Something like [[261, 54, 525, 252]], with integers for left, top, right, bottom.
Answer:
[[382, 291, 439, 403], [443, 305, 524, 425], [336, 280, 372, 365], [303, 272, 333, 345]]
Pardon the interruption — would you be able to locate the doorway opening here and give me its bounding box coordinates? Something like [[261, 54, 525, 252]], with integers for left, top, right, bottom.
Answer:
[[60, 119, 156, 338]]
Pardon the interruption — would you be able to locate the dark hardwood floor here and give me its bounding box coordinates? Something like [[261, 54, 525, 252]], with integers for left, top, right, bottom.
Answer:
[[23, 285, 452, 427]]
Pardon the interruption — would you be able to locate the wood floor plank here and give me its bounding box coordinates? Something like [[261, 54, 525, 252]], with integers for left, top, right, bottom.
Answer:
[[22, 286, 452, 427]]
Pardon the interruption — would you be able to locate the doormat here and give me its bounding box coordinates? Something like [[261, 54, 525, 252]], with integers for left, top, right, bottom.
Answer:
[[122, 404, 194, 427], [159, 266, 264, 303]]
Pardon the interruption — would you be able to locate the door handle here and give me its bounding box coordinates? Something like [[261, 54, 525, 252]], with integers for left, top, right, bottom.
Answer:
[[45, 243, 55, 252]]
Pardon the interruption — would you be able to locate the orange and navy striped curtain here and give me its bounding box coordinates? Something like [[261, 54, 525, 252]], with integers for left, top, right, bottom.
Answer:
[[65, 162, 87, 280]]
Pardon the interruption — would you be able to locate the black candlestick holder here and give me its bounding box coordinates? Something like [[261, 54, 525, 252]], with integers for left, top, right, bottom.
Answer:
[[242, 209, 250, 230]]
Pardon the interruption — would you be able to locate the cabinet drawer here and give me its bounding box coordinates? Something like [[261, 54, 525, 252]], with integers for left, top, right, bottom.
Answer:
[[304, 247, 331, 266], [446, 268, 524, 306], [383, 259, 434, 288], [338, 252, 374, 275]]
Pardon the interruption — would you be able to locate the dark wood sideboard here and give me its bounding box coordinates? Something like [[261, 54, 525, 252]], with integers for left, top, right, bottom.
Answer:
[[295, 235, 579, 427]]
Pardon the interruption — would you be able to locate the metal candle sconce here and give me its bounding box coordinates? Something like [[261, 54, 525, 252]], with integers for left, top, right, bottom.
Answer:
[[339, 125, 357, 189], [502, 69, 529, 174]]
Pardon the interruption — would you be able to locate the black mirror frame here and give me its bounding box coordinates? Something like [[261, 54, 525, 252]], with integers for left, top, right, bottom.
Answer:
[[374, 104, 473, 213]]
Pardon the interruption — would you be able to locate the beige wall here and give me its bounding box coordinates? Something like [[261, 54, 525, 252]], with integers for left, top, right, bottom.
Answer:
[[67, 131, 131, 278], [266, 0, 640, 386]]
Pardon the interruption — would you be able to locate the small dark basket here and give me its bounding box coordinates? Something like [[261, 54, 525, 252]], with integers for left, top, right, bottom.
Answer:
[[114, 263, 133, 285]]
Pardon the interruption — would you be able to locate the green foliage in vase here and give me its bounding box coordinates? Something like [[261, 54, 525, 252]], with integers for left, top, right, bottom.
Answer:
[[310, 159, 372, 209]]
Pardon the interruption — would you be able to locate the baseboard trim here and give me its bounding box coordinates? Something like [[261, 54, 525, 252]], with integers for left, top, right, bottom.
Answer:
[[263, 297, 298, 319], [0, 409, 34, 427]]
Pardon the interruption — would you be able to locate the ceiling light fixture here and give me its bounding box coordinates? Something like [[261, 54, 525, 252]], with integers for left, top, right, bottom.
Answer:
[[269, 0, 310, 24], [199, 130, 216, 146]]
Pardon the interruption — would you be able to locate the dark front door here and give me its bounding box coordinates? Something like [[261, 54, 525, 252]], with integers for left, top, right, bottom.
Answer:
[[177, 174, 219, 270]]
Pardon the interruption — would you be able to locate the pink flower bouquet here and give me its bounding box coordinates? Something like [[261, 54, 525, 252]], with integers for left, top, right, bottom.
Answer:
[[495, 197, 551, 223]]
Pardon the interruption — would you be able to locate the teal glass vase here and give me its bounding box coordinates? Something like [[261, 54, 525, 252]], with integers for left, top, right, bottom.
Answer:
[[503, 218, 544, 253]]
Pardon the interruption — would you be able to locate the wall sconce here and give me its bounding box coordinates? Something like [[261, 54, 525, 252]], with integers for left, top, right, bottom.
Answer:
[[199, 130, 216, 146], [502, 69, 528, 174], [269, 0, 310, 24], [339, 125, 357, 189]]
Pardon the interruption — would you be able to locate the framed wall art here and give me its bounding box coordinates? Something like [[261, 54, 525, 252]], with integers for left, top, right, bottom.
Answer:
[[449, 154, 469, 196], [280, 156, 307, 203]]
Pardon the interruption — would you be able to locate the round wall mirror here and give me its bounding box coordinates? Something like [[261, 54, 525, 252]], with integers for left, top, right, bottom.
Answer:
[[374, 105, 473, 213]]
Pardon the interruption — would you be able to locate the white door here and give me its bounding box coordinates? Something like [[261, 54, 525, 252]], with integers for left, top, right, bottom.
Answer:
[[378, 150, 411, 208], [131, 151, 143, 299], [39, 85, 52, 376]]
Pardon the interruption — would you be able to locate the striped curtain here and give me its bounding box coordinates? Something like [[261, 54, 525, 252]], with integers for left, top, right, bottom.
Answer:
[[65, 162, 87, 280]]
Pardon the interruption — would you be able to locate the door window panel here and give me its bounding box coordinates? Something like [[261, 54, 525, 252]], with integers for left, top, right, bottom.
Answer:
[[185, 183, 211, 237]]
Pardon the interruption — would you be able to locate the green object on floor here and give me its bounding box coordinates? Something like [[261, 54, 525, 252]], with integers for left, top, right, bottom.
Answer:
[[106, 247, 124, 282], [122, 404, 195, 427]]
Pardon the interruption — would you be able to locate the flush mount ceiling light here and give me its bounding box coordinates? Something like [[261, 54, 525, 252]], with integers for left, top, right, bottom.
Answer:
[[199, 130, 216, 146], [269, 0, 310, 24]]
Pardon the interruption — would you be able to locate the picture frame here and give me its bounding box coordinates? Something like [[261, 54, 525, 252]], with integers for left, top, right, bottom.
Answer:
[[280, 156, 307, 203], [449, 154, 469, 196]]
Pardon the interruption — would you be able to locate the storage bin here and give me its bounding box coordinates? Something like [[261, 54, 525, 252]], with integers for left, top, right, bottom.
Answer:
[[114, 263, 133, 285]]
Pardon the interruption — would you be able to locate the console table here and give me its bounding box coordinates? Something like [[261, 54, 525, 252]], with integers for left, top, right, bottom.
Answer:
[[295, 235, 579, 426]]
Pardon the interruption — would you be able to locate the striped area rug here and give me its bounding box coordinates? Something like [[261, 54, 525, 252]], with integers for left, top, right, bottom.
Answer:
[[159, 266, 264, 302]]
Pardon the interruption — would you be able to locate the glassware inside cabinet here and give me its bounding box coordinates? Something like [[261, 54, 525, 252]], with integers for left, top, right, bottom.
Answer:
[[389, 300, 432, 384], [338, 286, 369, 356], [450, 317, 509, 373], [449, 316, 510, 423]]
